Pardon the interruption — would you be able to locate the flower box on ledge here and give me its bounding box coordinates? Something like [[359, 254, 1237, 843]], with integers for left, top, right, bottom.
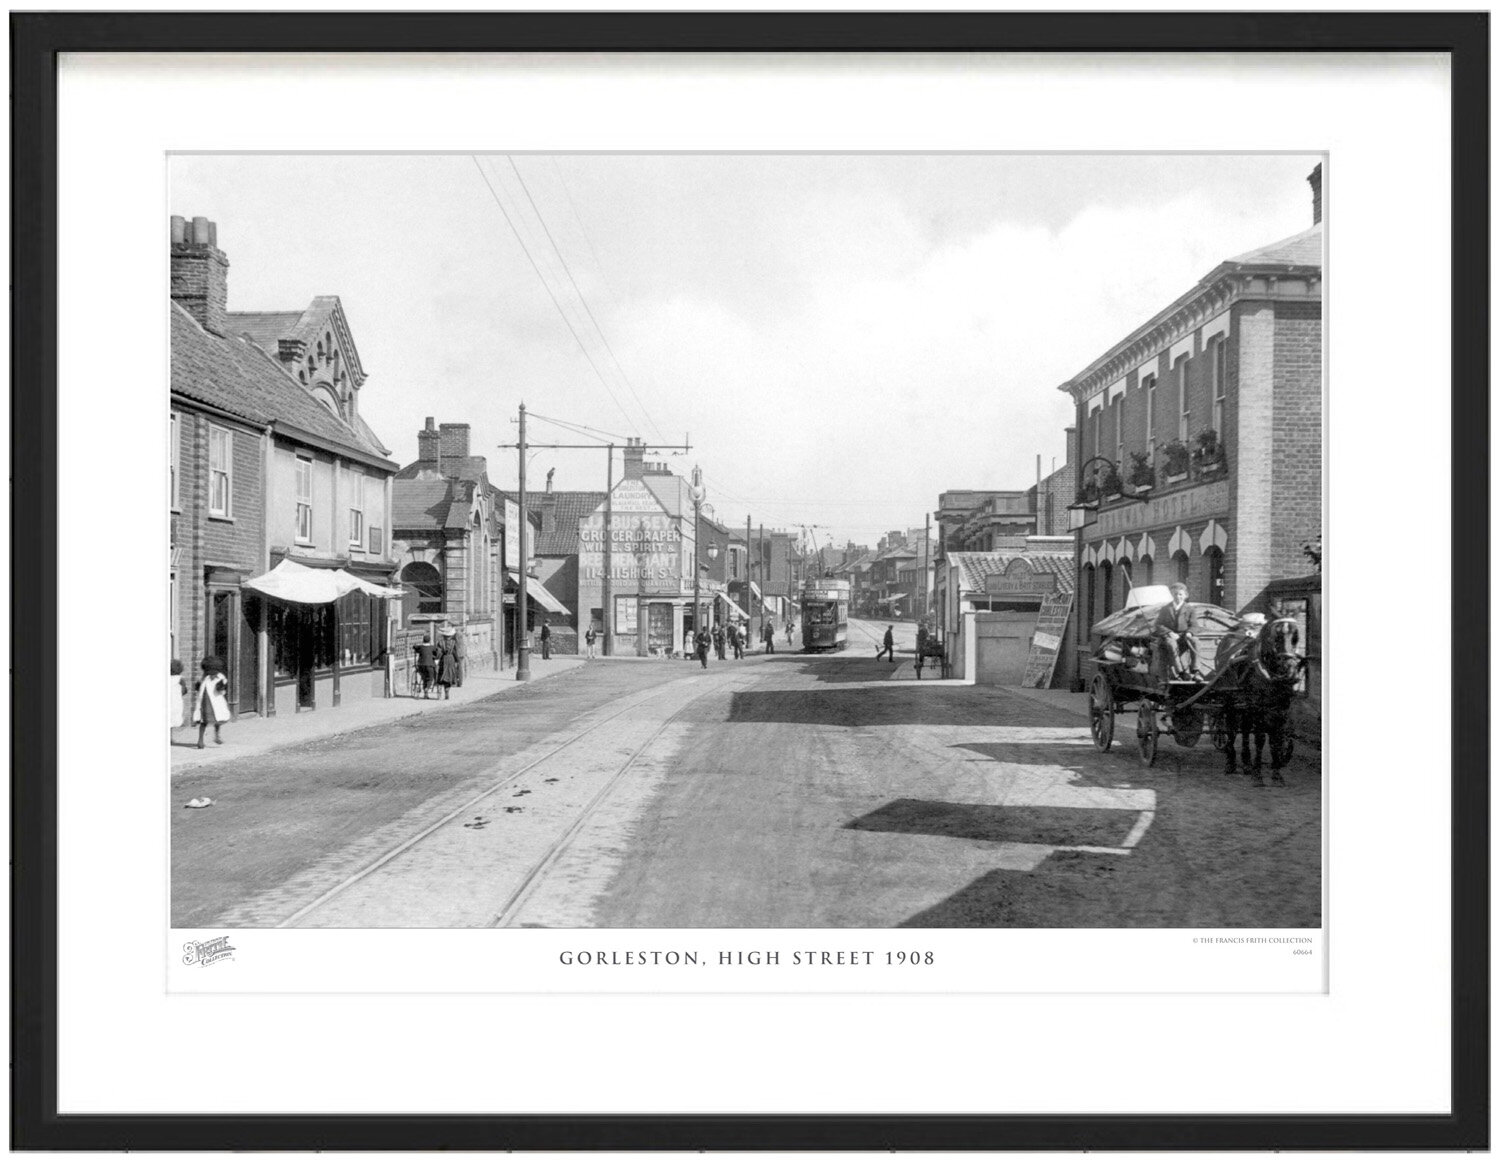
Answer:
[[1162, 471, 1188, 486], [1196, 459, 1226, 477]]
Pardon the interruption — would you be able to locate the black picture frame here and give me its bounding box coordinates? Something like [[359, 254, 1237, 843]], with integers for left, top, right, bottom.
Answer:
[[12, 11, 1488, 1152]]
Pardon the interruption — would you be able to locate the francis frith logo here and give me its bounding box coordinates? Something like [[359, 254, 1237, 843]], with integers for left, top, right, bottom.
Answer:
[[182, 936, 236, 967]]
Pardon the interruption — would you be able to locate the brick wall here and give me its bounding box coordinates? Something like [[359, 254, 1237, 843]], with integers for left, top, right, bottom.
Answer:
[[172, 405, 264, 667], [1269, 301, 1323, 587]]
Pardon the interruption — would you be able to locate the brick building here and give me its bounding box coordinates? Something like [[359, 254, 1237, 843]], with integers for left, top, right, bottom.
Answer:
[[1058, 166, 1323, 653], [170, 215, 400, 718]]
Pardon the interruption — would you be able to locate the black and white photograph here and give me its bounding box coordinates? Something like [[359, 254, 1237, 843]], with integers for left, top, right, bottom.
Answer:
[[168, 151, 1324, 932], [21, 24, 1482, 1148]]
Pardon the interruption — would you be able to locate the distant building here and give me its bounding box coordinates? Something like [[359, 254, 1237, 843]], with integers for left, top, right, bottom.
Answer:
[[391, 418, 506, 671]]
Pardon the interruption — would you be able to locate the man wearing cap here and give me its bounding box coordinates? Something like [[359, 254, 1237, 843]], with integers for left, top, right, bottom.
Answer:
[[413, 634, 437, 699], [1153, 582, 1198, 680]]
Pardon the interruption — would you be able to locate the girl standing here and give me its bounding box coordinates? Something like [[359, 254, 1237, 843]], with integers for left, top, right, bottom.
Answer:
[[192, 656, 230, 749]]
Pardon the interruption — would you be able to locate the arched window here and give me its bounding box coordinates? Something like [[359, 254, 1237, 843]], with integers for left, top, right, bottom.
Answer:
[[1117, 557, 1133, 606], [311, 382, 340, 417], [1174, 551, 1191, 588], [1206, 546, 1226, 608], [1139, 555, 1154, 586], [1100, 562, 1114, 617], [401, 561, 443, 619], [1083, 565, 1095, 630]]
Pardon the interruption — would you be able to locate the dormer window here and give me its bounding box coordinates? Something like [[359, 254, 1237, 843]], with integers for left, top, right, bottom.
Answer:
[[312, 382, 340, 417]]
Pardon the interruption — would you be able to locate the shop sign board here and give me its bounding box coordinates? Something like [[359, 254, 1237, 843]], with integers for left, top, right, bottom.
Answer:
[[579, 481, 684, 591], [1094, 479, 1229, 537], [614, 595, 638, 636], [1023, 594, 1074, 689], [504, 499, 521, 569]]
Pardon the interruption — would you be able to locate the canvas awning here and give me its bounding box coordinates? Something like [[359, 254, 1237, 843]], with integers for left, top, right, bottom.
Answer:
[[505, 572, 571, 616], [244, 559, 401, 604], [880, 593, 909, 604], [717, 592, 749, 619]]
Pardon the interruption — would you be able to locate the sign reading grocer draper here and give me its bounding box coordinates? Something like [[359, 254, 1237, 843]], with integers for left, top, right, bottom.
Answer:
[[579, 481, 684, 586]]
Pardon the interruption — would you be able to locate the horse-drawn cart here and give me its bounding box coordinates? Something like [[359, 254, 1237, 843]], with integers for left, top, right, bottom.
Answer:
[[913, 635, 946, 679], [1086, 586, 1304, 778]]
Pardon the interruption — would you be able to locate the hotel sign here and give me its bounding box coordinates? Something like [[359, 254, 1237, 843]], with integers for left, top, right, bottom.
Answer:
[[1094, 480, 1229, 537]]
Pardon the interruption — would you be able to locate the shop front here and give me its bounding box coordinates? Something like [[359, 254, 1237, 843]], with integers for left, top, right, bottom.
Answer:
[[245, 558, 401, 715]]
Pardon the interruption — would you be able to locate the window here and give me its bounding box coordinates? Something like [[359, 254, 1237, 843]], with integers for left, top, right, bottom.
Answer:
[[337, 591, 381, 668], [1176, 355, 1191, 442], [1139, 555, 1154, 586], [1092, 409, 1101, 458], [295, 456, 313, 543], [1174, 551, 1191, 587], [1144, 375, 1156, 459], [208, 425, 232, 517], [1083, 565, 1095, 628], [169, 412, 180, 510], [401, 561, 444, 618], [1211, 338, 1227, 437], [1100, 562, 1114, 617], [348, 472, 365, 549], [1114, 397, 1124, 471], [1118, 557, 1133, 605]]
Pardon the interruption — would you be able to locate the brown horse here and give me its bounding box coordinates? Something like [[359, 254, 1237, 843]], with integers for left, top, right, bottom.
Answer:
[[1223, 618, 1306, 787]]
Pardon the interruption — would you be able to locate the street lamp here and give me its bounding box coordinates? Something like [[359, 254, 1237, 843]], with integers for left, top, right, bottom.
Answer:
[[689, 466, 706, 649], [1067, 455, 1153, 530]]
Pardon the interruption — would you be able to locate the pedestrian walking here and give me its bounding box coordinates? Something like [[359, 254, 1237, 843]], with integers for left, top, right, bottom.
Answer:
[[695, 625, 712, 669], [785, 618, 794, 646], [728, 622, 742, 659], [713, 623, 727, 660], [414, 634, 437, 698], [169, 658, 186, 734], [762, 622, 776, 654], [585, 625, 598, 660], [877, 625, 896, 661], [540, 621, 552, 660], [436, 628, 460, 698], [191, 656, 230, 749], [451, 628, 466, 687]]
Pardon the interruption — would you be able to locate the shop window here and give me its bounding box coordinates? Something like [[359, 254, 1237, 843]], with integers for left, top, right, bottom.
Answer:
[[295, 456, 313, 543], [337, 592, 381, 668], [208, 424, 232, 517]]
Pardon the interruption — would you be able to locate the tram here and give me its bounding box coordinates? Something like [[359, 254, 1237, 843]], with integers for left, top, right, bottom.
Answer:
[[799, 579, 850, 652]]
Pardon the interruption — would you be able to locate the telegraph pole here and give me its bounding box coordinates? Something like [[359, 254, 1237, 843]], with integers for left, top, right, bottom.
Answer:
[[603, 443, 613, 657], [923, 511, 932, 623], [516, 403, 531, 682]]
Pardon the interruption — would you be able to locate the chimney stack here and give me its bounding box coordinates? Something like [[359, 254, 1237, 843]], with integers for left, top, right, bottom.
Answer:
[[170, 215, 229, 336], [541, 469, 557, 532], [623, 436, 645, 481], [417, 417, 441, 465], [438, 422, 470, 461], [1308, 163, 1323, 225]]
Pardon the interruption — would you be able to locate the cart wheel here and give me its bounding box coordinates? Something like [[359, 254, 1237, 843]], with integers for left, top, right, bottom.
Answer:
[[1172, 707, 1204, 749], [1089, 674, 1115, 752], [1136, 703, 1159, 767]]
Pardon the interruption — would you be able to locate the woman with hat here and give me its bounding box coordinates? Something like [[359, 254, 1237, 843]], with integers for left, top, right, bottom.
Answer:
[[436, 626, 459, 700], [192, 656, 231, 749]]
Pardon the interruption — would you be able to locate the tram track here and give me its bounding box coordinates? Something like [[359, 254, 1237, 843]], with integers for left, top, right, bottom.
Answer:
[[271, 666, 759, 928]]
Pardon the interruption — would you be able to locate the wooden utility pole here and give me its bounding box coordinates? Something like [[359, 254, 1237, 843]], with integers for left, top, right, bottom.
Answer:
[[923, 511, 931, 622], [603, 443, 613, 656], [516, 403, 531, 681]]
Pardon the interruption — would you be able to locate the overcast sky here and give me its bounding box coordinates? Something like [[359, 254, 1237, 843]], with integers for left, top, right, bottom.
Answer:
[[170, 152, 1320, 550]]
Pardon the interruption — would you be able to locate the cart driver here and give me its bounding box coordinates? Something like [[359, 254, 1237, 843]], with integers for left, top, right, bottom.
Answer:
[[1153, 582, 1198, 680]]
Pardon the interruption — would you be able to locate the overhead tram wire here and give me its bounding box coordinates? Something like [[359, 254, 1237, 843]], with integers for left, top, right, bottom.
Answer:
[[506, 156, 666, 444], [469, 155, 636, 433], [544, 157, 670, 447]]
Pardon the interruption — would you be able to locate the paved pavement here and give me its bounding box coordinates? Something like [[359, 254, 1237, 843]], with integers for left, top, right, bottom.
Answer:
[[170, 656, 586, 771]]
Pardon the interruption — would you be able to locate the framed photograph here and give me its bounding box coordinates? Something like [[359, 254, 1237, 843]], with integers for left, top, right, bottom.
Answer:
[[13, 11, 1487, 1151]]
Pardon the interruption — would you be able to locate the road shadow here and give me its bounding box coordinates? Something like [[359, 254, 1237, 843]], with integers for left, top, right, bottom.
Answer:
[[728, 684, 1083, 728], [846, 798, 1138, 848], [798, 655, 913, 684], [897, 856, 1129, 928]]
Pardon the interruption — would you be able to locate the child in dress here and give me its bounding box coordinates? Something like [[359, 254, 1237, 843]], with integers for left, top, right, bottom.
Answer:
[[192, 656, 230, 749], [169, 659, 186, 735]]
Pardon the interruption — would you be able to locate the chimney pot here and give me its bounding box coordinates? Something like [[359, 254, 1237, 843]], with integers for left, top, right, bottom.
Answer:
[[170, 214, 229, 335], [170, 215, 186, 244]]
